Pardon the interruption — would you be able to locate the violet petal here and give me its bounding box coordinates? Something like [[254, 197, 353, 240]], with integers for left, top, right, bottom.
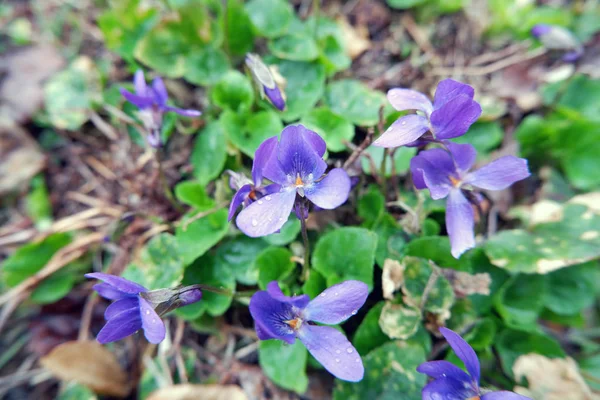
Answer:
[[104, 296, 139, 320], [162, 105, 201, 117], [447, 142, 477, 173], [93, 283, 127, 300], [409, 148, 455, 199], [276, 125, 327, 180], [422, 376, 478, 400], [253, 136, 278, 186], [304, 168, 351, 210], [446, 190, 476, 258], [481, 391, 533, 400], [304, 280, 368, 325], [120, 88, 153, 109], [264, 85, 286, 111], [235, 189, 296, 237], [463, 156, 530, 191], [386, 88, 433, 114], [151, 77, 169, 106], [439, 327, 480, 384], [139, 296, 166, 344], [416, 360, 472, 384], [86, 273, 147, 294], [134, 70, 148, 97], [430, 94, 481, 140], [228, 184, 253, 221], [248, 290, 297, 344], [297, 325, 364, 382], [266, 281, 310, 309], [433, 78, 475, 108], [372, 114, 430, 148], [97, 308, 142, 344]]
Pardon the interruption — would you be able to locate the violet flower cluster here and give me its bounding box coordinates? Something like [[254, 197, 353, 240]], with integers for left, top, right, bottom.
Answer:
[[120, 70, 201, 148], [410, 142, 530, 258], [86, 273, 202, 344], [231, 124, 351, 237], [373, 79, 482, 148], [250, 280, 368, 382], [418, 327, 531, 400]]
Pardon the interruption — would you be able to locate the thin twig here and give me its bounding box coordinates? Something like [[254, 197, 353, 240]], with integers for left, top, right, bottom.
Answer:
[[431, 47, 547, 76], [343, 127, 374, 170]]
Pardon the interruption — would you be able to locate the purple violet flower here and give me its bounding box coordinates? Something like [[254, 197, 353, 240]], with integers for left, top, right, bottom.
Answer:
[[417, 327, 532, 400], [119, 70, 201, 148], [373, 79, 482, 148], [235, 124, 351, 237], [249, 280, 368, 382], [410, 143, 530, 258], [246, 53, 286, 111], [227, 137, 280, 221], [531, 24, 583, 62], [86, 273, 202, 344]]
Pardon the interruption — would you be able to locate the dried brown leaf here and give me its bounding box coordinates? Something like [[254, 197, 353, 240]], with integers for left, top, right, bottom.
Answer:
[[0, 123, 46, 195], [147, 384, 248, 400], [337, 17, 371, 60], [513, 354, 598, 400], [40, 340, 130, 398], [441, 270, 491, 298]]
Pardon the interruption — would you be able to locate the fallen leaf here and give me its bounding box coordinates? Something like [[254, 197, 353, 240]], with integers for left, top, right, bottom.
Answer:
[[40, 340, 130, 397], [0, 123, 46, 195], [379, 302, 421, 340], [147, 384, 248, 400], [382, 258, 405, 300], [513, 354, 597, 400]]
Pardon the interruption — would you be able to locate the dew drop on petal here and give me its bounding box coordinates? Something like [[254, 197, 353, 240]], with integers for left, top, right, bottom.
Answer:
[[334, 292, 339, 296], [252, 219, 258, 227], [355, 358, 360, 363], [336, 349, 341, 354], [401, 120, 406, 125], [351, 310, 357, 315], [152, 319, 156, 323], [257, 200, 263, 205], [279, 217, 284, 221], [347, 348, 353, 354], [335, 358, 340, 363], [266, 195, 272, 201], [146, 310, 150, 315]]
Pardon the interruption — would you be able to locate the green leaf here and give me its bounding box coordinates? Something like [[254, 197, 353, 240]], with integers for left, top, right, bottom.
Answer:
[[353, 301, 390, 355], [175, 209, 229, 265], [453, 122, 504, 158], [333, 341, 426, 400], [191, 121, 227, 185], [44, 57, 101, 130], [402, 257, 455, 314], [269, 34, 319, 61], [312, 227, 378, 290], [318, 35, 351, 76], [259, 340, 308, 394], [378, 302, 421, 340], [357, 185, 386, 228], [245, 0, 293, 38], [184, 47, 230, 86], [484, 200, 600, 273], [257, 247, 296, 290], [325, 80, 386, 126], [122, 233, 184, 289], [361, 146, 417, 177], [178, 253, 235, 317], [3, 233, 71, 287], [228, 110, 283, 157], [494, 274, 547, 329], [26, 175, 52, 229], [215, 236, 269, 285], [174, 181, 215, 210], [276, 60, 326, 122], [210, 70, 254, 112], [406, 236, 464, 270], [301, 269, 327, 299], [30, 271, 77, 304], [134, 22, 188, 77], [373, 214, 406, 266], [543, 262, 598, 315], [386, 0, 427, 9], [495, 329, 565, 378], [300, 107, 354, 152], [225, 0, 255, 55], [263, 215, 301, 245]]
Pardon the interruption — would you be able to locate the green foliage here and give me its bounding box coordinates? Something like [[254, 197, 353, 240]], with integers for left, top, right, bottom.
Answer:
[[325, 80, 387, 126], [353, 301, 390, 355], [259, 340, 308, 394], [245, 0, 294, 38], [300, 107, 355, 152], [184, 47, 230, 86], [176, 209, 230, 265], [215, 236, 268, 285], [256, 247, 296, 290], [211, 71, 255, 112], [191, 121, 227, 185], [312, 227, 378, 290], [333, 341, 426, 399], [276, 60, 326, 122]]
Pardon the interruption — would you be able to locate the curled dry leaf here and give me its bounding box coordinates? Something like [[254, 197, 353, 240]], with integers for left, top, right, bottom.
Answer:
[[441, 270, 491, 298], [147, 384, 248, 400], [0, 123, 46, 195], [382, 258, 405, 300], [40, 340, 130, 398], [513, 354, 597, 400]]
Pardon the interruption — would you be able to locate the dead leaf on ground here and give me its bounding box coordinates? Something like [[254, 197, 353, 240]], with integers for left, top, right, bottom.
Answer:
[[382, 258, 405, 300], [0, 45, 65, 123], [0, 123, 46, 195], [513, 354, 598, 400], [40, 340, 130, 398], [148, 384, 248, 400]]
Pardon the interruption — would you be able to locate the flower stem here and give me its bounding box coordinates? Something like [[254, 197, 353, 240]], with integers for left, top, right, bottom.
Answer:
[[154, 150, 184, 213], [299, 202, 311, 281]]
